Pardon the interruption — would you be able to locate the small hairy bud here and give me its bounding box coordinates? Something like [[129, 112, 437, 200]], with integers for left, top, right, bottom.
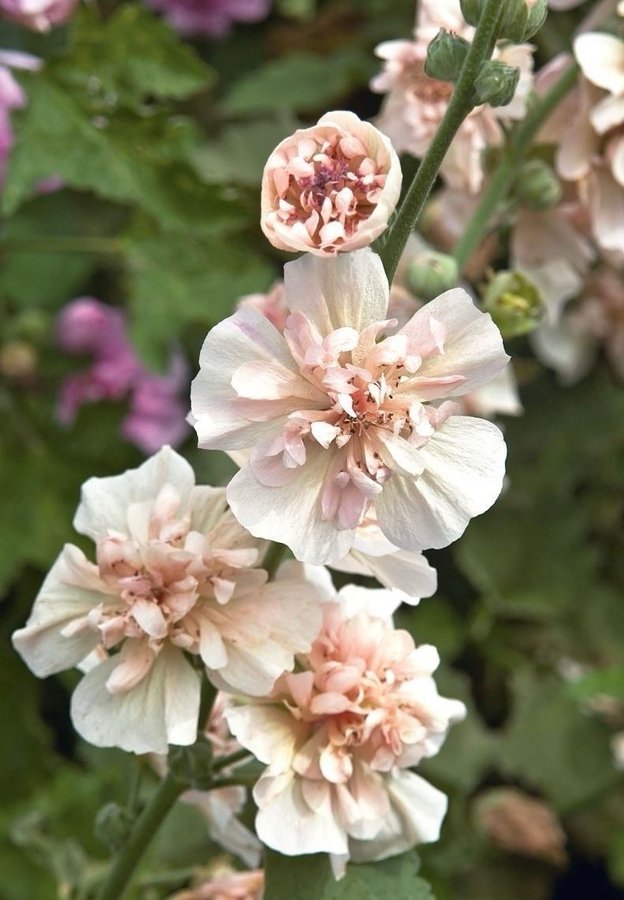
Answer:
[[515, 160, 563, 210], [168, 737, 214, 791], [500, 0, 548, 42], [482, 270, 544, 338], [407, 251, 460, 301], [459, 0, 481, 26], [94, 803, 135, 852], [474, 60, 521, 108], [425, 30, 471, 82], [473, 788, 567, 867]]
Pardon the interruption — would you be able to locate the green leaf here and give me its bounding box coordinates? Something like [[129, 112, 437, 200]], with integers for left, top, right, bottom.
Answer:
[[3, 71, 243, 230], [222, 50, 374, 116], [571, 668, 624, 703], [126, 234, 275, 368], [500, 671, 618, 812], [193, 116, 299, 187], [63, 4, 214, 108], [264, 850, 435, 900]]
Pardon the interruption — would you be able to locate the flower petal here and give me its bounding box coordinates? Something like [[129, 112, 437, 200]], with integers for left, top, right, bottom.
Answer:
[[574, 33, 624, 94], [71, 644, 200, 754], [74, 446, 194, 542], [376, 416, 506, 551], [284, 249, 389, 336], [12, 544, 110, 677]]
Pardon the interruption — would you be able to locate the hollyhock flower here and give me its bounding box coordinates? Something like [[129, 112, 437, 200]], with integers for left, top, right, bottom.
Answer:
[[260, 111, 402, 255], [12, 447, 323, 753], [147, 0, 270, 38], [56, 297, 190, 453], [553, 32, 624, 253], [371, 0, 535, 194], [234, 283, 438, 603], [191, 249, 508, 564], [0, 0, 78, 30], [474, 789, 567, 867], [153, 692, 261, 867], [226, 585, 466, 868], [171, 866, 264, 900]]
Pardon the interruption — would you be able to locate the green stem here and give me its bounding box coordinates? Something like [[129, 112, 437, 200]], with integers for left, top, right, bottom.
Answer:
[[262, 541, 288, 579], [212, 747, 252, 774], [95, 772, 184, 900], [453, 62, 579, 271], [0, 236, 124, 255], [379, 0, 503, 283], [198, 673, 217, 729]]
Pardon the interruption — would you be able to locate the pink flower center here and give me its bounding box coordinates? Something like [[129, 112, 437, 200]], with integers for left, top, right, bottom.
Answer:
[[267, 133, 389, 250]]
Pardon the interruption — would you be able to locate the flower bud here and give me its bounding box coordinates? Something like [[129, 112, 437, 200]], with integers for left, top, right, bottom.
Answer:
[[407, 251, 459, 301], [425, 30, 470, 82], [474, 61, 521, 108], [473, 788, 567, 867], [168, 737, 214, 790], [482, 271, 544, 338], [94, 803, 134, 852], [514, 159, 562, 210], [459, 0, 481, 26], [500, 0, 548, 42]]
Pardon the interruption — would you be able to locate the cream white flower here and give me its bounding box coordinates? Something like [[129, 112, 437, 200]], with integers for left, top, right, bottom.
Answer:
[[226, 583, 466, 868], [192, 249, 508, 565], [12, 447, 323, 754]]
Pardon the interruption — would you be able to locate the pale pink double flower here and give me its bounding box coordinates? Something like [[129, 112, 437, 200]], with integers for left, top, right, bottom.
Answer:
[[261, 111, 402, 255], [0, 0, 78, 30], [12, 447, 323, 753], [192, 249, 508, 564], [226, 576, 465, 870]]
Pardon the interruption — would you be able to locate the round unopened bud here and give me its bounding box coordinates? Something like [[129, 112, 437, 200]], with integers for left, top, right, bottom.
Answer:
[[407, 251, 459, 301], [515, 160, 562, 209], [474, 60, 520, 108], [94, 803, 134, 852], [482, 271, 544, 338], [473, 788, 567, 867], [425, 30, 470, 82], [168, 737, 213, 791], [0, 341, 37, 380]]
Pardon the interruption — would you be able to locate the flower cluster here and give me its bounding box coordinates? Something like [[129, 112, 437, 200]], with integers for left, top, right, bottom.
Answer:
[[56, 297, 190, 454], [12, 3, 521, 884], [146, 0, 271, 37]]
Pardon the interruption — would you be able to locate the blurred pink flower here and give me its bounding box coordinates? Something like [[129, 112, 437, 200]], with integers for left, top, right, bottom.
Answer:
[[0, 50, 40, 185], [0, 0, 78, 31], [554, 32, 624, 254], [56, 297, 190, 454], [171, 866, 264, 900], [12, 447, 324, 753], [371, 0, 534, 194], [192, 249, 508, 565], [146, 0, 271, 37], [226, 581, 465, 869], [260, 111, 402, 255]]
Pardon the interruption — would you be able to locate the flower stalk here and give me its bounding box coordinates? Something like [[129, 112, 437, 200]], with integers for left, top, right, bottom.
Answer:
[[453, 62, 579, 271], [379, 0, 504, 284]]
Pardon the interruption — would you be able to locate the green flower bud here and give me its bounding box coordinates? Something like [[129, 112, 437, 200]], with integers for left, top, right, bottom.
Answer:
[[425, 30, 471, 83], [500, 0, 548, 42], [168, 737, 213, 791], [407, 251, 459, 301], [94, 803, 134, 852], [482, 271, 544, 338], [459, 0, 481, 27], [474, 60, 520, 108], [514, 159, 562, 209]]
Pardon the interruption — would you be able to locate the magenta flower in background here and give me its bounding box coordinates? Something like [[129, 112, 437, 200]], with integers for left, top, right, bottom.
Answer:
[[0, 0, 78, 31], [0, 50, 40, 186], [146, 0, 271, 38], [56, 297, 190, 454]]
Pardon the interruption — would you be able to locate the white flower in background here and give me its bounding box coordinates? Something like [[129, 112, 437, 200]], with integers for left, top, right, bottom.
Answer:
[[12, 447, 323, 754], [192, 249, 508, 565], [226, 583, 466, 873]]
